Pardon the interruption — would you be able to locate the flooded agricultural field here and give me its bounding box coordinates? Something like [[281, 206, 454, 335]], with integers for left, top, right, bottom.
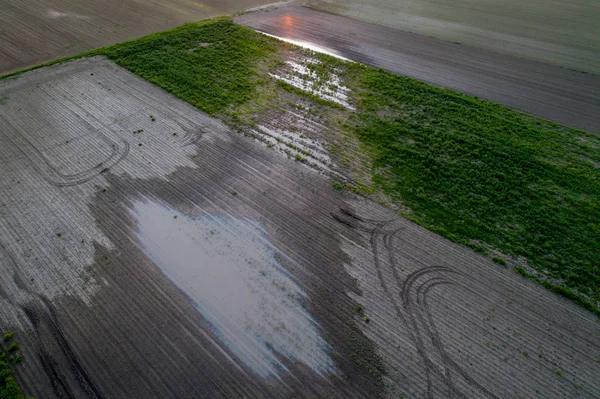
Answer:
[[0, 56, 598, 398]]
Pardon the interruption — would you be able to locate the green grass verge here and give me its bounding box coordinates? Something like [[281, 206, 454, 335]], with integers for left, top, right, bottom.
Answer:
[[1, 333, 27, 399], [1, 18, 598, 316]]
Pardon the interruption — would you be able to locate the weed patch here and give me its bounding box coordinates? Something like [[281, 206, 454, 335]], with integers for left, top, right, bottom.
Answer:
[[0, 332, 29, 399]]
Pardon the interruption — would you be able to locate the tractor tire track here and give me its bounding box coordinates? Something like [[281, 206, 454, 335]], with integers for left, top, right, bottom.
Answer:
[[334, 207, 499, 398]]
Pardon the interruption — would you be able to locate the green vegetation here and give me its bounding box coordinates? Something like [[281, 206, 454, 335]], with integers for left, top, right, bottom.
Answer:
[[332, 179, 346, 192], [492, 257, 507, 266], [0, 332, 27, 399], [2, 334, 14, 343]]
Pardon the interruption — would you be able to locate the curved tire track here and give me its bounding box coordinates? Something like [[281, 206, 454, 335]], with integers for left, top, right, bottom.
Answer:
[[333, 207, 498, 398]]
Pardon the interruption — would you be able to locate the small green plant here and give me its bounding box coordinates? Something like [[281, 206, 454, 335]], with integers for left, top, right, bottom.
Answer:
[[364, 317, 370, 323], [355, 304, 363, 312], [56, 233, 62, 237], [232, 191, 237, 196], [0, 332, 27, 398], [492, 257, 507, 266], [149, 115, 156, 122], [331, 179, 345, 192]]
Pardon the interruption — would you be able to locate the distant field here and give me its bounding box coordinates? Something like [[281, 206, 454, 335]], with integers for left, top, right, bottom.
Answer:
[[0, 0, 274, 74], [309, 0, 600, 74]]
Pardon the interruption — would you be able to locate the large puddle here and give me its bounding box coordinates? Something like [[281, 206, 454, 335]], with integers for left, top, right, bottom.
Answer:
[[131, 201, 335, 377]]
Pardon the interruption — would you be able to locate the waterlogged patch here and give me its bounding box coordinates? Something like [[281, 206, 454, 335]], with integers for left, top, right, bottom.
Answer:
[[131, 201, 336, 377], [270, 59, 354, 109], [47, 10, 90, 20], [258, 31, 351, 61], [252, 124, 336, 173]]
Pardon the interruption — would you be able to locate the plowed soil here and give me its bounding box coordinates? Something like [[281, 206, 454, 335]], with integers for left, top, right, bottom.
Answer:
[[0, 0, 274, 74]]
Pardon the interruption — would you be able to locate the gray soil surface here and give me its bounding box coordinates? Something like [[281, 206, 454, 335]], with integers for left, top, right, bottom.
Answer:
[[235, 3, 600, 135], [0, 0, 275, 75], [1, 57, 599, 398], [308, 0, 600, 75]]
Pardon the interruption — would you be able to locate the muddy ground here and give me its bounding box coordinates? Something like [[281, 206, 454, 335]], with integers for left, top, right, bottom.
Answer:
[[0, 0, 275, 75], [235, 3, 600, 135], [308, 0, 600, 75], [0, 57, 599, 398]]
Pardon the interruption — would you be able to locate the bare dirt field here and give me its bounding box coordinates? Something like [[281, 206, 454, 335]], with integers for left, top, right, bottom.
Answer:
[[0, 57, 599, 398], [0, 0, 274, 75], [308, 0, 600, 75], [235, 3, 600, 135]]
